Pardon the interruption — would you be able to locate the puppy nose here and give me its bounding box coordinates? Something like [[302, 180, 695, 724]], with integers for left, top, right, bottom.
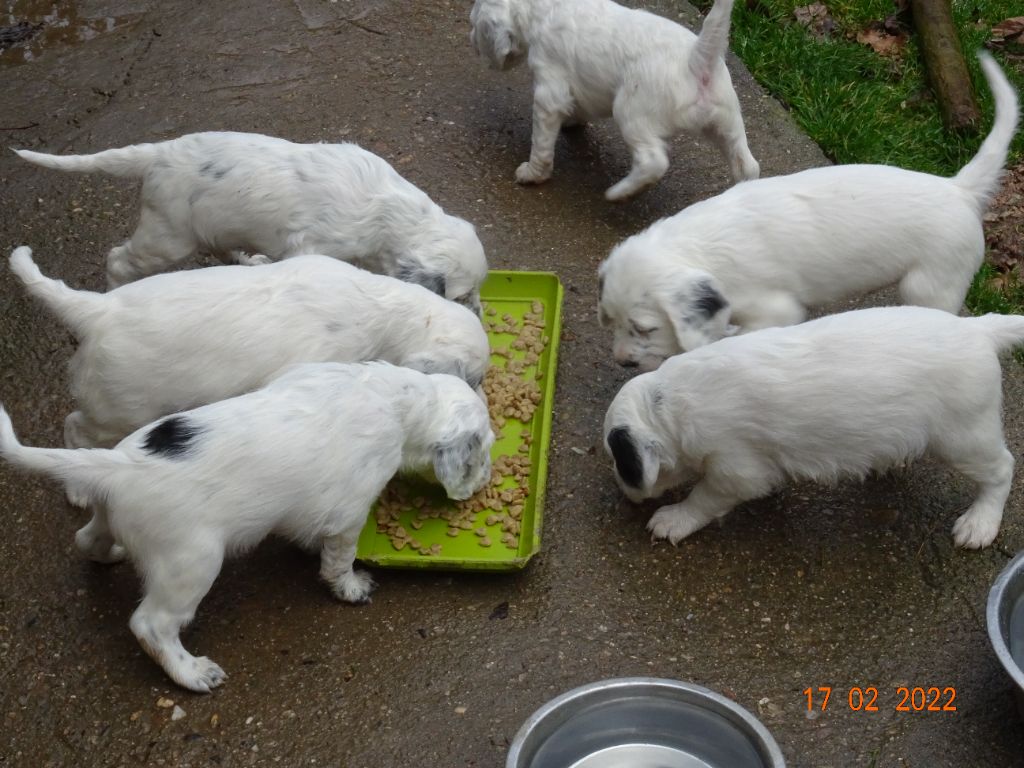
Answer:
[[618, 359, 639, 368]]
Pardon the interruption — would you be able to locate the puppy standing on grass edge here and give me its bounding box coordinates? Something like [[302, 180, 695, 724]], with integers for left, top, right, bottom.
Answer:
[[604, 307, 1023, 550], [14, 132, 488, 313], [598, 52, 1019, 369], [0, 362, 495, 692], [469, 0, 759, 200]]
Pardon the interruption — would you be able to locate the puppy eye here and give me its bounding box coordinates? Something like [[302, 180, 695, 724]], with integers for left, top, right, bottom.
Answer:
[[629, 321, 657, 337]]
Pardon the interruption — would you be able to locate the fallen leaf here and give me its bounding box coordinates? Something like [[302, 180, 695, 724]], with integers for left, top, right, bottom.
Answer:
[[793, 3, 835, 40], [856, 24, 908, 58], [990, 17, 1024, 55]]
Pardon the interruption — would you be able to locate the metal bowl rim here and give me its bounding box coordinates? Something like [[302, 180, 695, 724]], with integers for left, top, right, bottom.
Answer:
[[505, 676, 785, 768], [987, 549, 1024, 692]]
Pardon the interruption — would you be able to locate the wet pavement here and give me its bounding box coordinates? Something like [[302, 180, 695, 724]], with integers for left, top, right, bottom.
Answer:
[[2, 1, 1023, 766]]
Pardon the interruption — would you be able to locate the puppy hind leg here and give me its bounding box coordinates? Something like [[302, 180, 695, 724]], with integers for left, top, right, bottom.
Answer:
[[75, 503, 126, 563], [516, 77, 573, 185], [898, 269, 968, 315], [64, 411, 118, 507], [106, 207, 198, 288], [705, 106, 759, 183], [129, 545, 226, 692], [605, 119, 669, 201], [320, 525, 376, 604]]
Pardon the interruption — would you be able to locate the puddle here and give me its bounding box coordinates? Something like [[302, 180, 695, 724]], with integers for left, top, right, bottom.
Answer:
[[1, 1, 144, 66]]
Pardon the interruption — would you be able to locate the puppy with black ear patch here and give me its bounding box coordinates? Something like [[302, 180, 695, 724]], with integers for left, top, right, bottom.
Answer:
[[604, 306, 1023, 550], [469, 0, 758, 200], [0, 362, 495, 692], [14, 131, 487, 312], [10, 248, 490, 463], [599, 52, 1018, 369]]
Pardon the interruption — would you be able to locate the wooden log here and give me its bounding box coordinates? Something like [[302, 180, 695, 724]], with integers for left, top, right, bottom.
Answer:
[[910, 0, 981, 134]]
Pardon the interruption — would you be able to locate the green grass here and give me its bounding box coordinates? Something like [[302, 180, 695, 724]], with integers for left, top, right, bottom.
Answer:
[[698, 0, 1024, 312]]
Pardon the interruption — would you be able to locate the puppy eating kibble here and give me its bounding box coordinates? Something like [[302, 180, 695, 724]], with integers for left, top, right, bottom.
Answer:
[[0, 362, 494, 691], [604, 306, 1022, 550], [598, 52, 1018, 369], [469, 0, 758, 200], [10, 248, 490, 456], [14, 131, 487, 312]]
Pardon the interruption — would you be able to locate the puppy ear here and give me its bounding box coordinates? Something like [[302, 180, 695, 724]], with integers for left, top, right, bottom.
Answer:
[[395, 259, 447, 298], [472, 14, 518, 70], [657, 271, 731, 352], [606, 426, 660, 495]]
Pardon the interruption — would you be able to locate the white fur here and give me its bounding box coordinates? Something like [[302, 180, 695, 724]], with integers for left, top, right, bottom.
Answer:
[[13, 131, 488, 312], [469, 0, 759, 200], [598, 52, 1019, 368], [0, 362, 494, 692], [10, 247, 490, 454], [604, 306, 1023, 550]]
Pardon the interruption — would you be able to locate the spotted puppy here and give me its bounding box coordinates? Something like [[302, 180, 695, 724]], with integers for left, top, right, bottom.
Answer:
[[604, 306, 1023, 550], [10, 247, 490, 457], [599, 52, 1018, 369], [0, 362, 494, 692], [14, 131, 487, 312], [469, 0, 758, 200]]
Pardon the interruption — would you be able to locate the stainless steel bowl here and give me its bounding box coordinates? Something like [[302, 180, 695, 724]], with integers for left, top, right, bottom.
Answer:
[[987, 550, 1024, 721], [506, 678, 785, 768]]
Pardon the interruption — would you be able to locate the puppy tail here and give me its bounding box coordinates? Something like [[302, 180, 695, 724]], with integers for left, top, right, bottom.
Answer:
[[688, 0, 735, 82], [12, 142, 158, 178], [9, 247, 106, 339], [952, 52, 1020, 212], [0, 406, 120, 496], [973, 313, 1024, 353]]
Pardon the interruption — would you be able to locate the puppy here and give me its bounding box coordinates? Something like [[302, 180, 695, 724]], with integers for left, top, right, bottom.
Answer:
[[598, 52, 1018, 369], [10, 247, 490, 454], [469, 0, 758, 200], [0, 362, 494, 691], [604, 306, 1022, 550], [14, 131, 487, 312]]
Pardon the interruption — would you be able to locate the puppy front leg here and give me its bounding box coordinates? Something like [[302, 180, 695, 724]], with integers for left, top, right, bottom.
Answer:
[[516, 76, 572, 185], [320, 527, 376, 604], [647, 478, 743, 546]]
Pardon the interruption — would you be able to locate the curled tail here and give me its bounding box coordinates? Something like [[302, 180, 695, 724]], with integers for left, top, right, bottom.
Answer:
[[688, 0, 736, 81], [9, 247, 106, 339], [953, 52, 1020, 212], [0, 406, 123, 496], [13, 141, 159, 177], [972, 313, 1024, 353]]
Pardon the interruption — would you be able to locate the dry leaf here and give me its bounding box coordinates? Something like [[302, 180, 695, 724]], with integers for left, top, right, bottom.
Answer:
[[856, 24, 908, 58], [991, 17, 1024, 42], [793, 3, 835, 39]]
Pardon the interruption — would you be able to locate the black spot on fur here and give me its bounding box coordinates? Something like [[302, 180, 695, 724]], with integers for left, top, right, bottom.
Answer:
[[395, 261, 446, 297], [198, 161, 228, 181], [466, 372, 483, 391], [142, 416, 202, 458], [650, 388, 664, 408], [692, 281, 728, 318], [212, 167, 228, 181], [607, 427, 643, 489], [598, 274, 605, 301], [295, 168, 309, 184]]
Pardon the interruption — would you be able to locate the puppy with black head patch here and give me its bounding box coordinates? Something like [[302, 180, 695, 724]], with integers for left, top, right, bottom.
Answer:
[[0, 362, 494, 692], [10, 247, 489, 463], [598, 52, 1018, 370], [604, 306, 1024, 550], [14, 131, 487, 313]]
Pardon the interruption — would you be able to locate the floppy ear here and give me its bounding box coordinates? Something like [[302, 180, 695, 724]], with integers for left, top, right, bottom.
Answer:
[[656, 270, 731, 352], [403, 354, 480, 390], [606, 426, 661, 496], [470, 1, 521, 70], [433, 431, 482, 491], [396, 262, 447, 297]]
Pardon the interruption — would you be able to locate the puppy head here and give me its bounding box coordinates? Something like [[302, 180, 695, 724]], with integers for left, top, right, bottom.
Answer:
[[402, 303, 490, 400], [598, 244, 731, 371], [405, 216, 488, 316], [603, 376, 674, 502], [428, 375, 495, 499], [469, 0, 526, 71]]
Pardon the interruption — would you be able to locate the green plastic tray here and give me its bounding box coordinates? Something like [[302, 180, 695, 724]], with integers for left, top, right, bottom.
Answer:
[[356, 270, 563, 570]]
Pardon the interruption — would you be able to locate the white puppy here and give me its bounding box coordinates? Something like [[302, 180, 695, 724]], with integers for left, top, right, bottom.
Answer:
[[14, 131, 488, 312], [469, 0, 759, 200], [10, 247, 490, 452], [599, 52, 1019, 369], [0, 362, 494, 692], [604, 306, 1022, 550]]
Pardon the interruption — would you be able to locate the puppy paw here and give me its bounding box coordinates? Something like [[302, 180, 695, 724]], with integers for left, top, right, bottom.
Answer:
[[515, 162, 551, 185], [66, 485, 91, 508], [605, 180, 640, 202], [332, 568, 377, 604], [180, 657, 228, 693], [952, 511, 1000, 549], [88, 542, 127, 564], [236, 252, 273, 267], [647, 507, 705, 546]]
